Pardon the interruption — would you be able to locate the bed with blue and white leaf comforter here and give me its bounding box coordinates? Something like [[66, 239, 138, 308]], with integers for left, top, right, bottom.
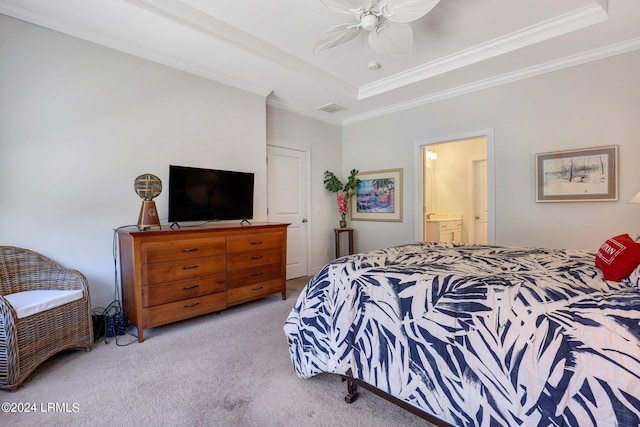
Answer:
[[284, 242, 640, 427]]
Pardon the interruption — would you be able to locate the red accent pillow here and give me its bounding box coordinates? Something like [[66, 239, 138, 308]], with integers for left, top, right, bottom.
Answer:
[[595, 234, 640, 281]]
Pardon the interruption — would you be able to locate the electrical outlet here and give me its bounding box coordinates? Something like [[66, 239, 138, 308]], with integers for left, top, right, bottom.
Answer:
[[324, 247, 328, 257]]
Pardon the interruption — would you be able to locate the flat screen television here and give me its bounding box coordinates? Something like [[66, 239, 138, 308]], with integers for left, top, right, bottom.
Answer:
[[168, 165, 254, 223]]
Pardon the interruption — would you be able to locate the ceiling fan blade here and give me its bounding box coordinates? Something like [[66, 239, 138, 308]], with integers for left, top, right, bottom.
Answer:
[[378, 0, 439, 23], [368, 22, 413, 56], [320, 0, 371, 15], [314, 24, 363, 53]]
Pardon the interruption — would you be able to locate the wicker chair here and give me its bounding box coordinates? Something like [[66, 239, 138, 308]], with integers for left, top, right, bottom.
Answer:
[[0, 246, 93, 390]]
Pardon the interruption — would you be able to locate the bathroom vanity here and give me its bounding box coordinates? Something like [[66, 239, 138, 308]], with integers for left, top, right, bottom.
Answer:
[[425, 217, 462, 243]]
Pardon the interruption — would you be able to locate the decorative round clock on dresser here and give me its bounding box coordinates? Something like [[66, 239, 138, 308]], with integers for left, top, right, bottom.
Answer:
[[134, 173, 162, 230]]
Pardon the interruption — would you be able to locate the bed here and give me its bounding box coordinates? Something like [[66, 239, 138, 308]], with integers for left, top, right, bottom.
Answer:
[[284, 241, 640, 426]]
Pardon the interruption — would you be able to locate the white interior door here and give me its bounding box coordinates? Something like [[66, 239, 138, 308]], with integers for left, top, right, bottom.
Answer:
[[267, 145, 308, 279], [473, 159, 488, 245]]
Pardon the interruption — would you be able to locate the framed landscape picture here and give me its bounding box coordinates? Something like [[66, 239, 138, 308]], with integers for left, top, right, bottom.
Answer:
[[535, 145, 618, 202], [351, 168, 403, 222]]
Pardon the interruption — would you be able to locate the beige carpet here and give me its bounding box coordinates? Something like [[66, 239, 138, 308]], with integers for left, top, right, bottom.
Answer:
[[2, 277, 436, 426]]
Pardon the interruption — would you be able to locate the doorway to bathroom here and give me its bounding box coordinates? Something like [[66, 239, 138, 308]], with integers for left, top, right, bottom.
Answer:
[[419, 134, 492, 245]]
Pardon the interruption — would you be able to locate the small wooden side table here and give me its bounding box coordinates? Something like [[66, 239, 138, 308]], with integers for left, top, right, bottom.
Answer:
[[334, 228, 354, 258]]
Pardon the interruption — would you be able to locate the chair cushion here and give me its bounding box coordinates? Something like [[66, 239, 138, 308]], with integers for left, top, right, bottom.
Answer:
[[4, 289, 84, 319]]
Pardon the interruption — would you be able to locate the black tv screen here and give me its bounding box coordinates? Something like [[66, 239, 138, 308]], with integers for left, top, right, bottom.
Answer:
[[168, 165, 254, 223]]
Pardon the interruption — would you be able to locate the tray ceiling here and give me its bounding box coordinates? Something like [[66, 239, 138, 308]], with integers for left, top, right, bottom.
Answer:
[[1, 0, 639, 124]]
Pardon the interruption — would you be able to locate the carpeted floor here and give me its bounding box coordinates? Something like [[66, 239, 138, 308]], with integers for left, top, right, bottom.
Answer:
[[1, 277, 436, 426]]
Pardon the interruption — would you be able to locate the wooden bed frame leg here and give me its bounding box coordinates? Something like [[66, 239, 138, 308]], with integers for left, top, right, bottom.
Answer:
[[344, 377, 359, 403]]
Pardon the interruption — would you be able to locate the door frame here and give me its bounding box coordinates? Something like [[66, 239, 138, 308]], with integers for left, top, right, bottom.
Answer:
[[471, 158, 488, 245], [414, 129, 495, 245], [266, 144, 312, 278]]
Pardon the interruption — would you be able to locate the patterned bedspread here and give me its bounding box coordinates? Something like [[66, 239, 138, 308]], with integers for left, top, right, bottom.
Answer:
[[284, 242, 640, 427]]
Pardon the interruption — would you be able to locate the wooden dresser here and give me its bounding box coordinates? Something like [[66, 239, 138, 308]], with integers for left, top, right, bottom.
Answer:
[[117, 223, 288, 342]]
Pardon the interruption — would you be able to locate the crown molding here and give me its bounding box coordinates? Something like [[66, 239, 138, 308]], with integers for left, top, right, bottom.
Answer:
[[2, 0, 631, 128], [128, 0, 610, 102], [125, 0, 358, 99], [343, 37, 640, 125], [0, 1, 274, 98], [358, 2, 609, 99]]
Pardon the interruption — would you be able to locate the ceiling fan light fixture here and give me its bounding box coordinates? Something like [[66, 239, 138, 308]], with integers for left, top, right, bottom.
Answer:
[[360, 13, 379, 32], [315, 0, 439, 55]]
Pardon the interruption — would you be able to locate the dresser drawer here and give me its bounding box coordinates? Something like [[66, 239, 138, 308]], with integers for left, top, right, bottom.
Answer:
[[227, 279, 284, 306], [226, 232, 284, 253], [142, 255, 226, 285], [142, 274, 226, 307], [227, 263, 282, 289], [226, 248, 282, 271], [141, 237, 226, 264], [143, 292, 227, 328]]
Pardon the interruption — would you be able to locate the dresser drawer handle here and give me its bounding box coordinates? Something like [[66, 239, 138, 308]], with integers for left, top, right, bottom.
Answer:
[[184, 302, 200, 308], [251, 286, 264, 291], [182, 248, 199, 252], [182, 265, 199, 270], [250, 241, 263, 245], [251, 272, 263, 277], [251, 255, 263, 260], [183, 284, 199, 290]]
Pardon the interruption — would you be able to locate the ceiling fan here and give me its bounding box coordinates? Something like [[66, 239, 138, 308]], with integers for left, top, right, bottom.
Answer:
[[314, 0, 439, 56]]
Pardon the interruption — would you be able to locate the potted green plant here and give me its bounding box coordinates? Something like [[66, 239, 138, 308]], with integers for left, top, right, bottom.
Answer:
[[324, 169, 360, 228]]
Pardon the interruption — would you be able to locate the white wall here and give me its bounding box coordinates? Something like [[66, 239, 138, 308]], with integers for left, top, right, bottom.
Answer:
[[266, 106, 342, 274], [0, 15, 268, 307], [3, 13, 639, 309], [343, 50, 640, 253]]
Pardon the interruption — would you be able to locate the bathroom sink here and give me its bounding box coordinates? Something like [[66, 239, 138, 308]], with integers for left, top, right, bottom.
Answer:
[[426, 216, 461, 222]]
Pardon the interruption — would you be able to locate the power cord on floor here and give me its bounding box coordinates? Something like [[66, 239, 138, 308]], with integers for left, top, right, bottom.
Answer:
[[91, 300, 137, 346], [88, 225, 141, 346]]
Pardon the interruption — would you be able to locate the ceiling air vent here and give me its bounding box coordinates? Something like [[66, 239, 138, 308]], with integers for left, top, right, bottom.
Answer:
[[317, 103, 346, 113]]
